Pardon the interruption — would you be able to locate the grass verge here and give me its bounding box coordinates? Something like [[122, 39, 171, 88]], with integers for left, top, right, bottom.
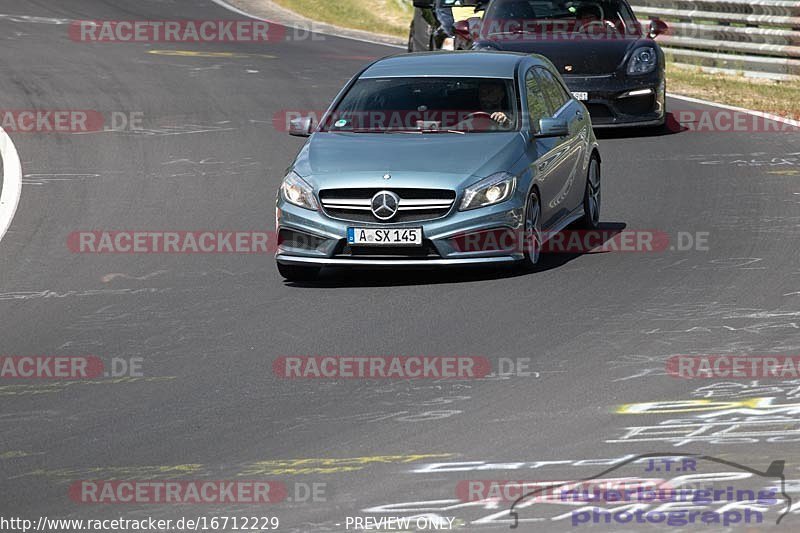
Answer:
[[667, 64, 800, 118], [270, 0, 413, 38]]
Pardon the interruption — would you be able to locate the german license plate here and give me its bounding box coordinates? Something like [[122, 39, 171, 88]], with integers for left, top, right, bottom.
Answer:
[[572, 92, 589, 101], [347, 227, 422, 246]]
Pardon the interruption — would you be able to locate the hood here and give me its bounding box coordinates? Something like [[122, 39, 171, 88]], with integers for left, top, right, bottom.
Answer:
[[477, 37, 646, 76], [291, 131, 525, 190]]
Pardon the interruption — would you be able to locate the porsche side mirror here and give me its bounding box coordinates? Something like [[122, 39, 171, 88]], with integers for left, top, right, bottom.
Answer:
[[648, 19, 669, 39], [467, 16, 482, 36], [454, 20, 470, 38]]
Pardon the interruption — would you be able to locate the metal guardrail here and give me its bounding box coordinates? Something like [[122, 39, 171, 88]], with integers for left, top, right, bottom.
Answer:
[[631, 0, 800, 79]]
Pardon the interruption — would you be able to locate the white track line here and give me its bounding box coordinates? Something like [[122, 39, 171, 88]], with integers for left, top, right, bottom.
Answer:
[[0, 126, 22, 245], [667, 93, 800, 128], [208, 0, 269, 19], [208, 0, 404, 49]]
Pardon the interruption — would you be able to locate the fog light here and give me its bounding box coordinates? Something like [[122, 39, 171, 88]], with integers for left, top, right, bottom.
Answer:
[[619, 88, 654, 98], [278, 229, 325, 250]]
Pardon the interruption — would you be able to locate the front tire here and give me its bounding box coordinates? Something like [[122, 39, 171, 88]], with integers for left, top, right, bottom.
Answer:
[[277, 262, 320, 282], [519, 190, 542, 270], [580, 155, 601, 229]]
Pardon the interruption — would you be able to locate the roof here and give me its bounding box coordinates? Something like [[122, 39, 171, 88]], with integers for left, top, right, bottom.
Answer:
[[360, 51, 532, 79]]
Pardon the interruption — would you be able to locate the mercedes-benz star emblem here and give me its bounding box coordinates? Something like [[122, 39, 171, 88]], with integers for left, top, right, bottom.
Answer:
[[371, 190, 400, 221]]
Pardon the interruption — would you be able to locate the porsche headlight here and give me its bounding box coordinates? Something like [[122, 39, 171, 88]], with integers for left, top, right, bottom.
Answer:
[[460, 172, 516, 211], [280, 173, 318, 210], [627, 47, 657, 75]]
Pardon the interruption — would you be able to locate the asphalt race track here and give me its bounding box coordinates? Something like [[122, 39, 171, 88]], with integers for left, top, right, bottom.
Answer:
[[1, 1, 799, 531]]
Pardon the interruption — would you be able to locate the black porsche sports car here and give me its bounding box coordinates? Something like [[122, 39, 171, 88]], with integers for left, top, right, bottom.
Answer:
[[429, 0, 669, 128]]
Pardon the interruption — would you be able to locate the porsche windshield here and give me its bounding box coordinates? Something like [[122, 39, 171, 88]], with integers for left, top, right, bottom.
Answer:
[[485, 0, 639, 35], [320, 77, 519, 133]]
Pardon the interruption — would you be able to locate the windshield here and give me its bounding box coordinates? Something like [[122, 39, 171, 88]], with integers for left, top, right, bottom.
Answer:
[[484, 0, 640, 37], [320, 77, 519, 133]]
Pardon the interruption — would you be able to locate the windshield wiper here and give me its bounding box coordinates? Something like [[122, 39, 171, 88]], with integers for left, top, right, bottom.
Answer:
[[489, 30, 527, 35], [336, 128, 467, 135], [384, 129, 466, 135]]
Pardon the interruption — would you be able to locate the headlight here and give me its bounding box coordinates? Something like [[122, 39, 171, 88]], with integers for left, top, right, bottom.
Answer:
[[460, 172, 516, 211], [280, 173, 318, 210], [627, 47, 657, 75]]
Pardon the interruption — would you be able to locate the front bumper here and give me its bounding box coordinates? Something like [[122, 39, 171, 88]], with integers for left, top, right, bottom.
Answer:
[[276, 255, 518, 267], [564, 72, 666, 128], [276, 197, 526, 268]]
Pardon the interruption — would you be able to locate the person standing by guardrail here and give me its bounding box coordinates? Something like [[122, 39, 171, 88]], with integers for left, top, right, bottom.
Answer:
[[435, 0, 455, 36]]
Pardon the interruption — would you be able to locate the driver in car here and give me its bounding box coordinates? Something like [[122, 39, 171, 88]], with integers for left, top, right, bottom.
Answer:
[[574, 4, 618, 34], [478, 82, 511, 127], [575, 4, 603, 24]]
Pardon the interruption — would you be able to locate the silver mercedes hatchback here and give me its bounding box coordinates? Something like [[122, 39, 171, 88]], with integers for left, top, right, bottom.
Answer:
[[276, 51, 601, 281]]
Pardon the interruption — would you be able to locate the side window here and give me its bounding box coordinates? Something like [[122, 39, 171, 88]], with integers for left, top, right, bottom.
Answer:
[[535, 68, 571, 116], [525, 69, 549, 133]]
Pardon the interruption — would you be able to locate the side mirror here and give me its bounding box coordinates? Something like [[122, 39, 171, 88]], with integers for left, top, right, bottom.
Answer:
[[536, 117, 569, 138], [467, 16, 482, 36], [289, 116, 314, 137], [454, 20, 470, 38], [648, 19, 668, 38]]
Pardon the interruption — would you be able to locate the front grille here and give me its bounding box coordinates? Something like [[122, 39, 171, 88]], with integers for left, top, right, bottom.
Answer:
[[319, 188, 456, 223], [334, 239, 441, 259]]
